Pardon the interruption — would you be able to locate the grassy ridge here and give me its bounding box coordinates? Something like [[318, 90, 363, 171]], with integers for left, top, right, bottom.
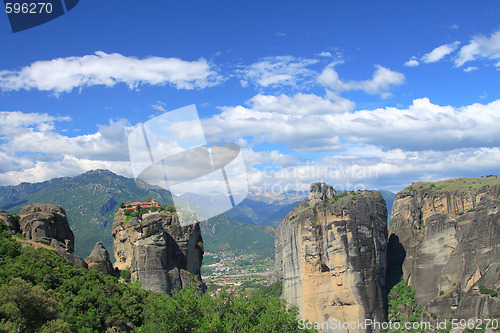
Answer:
[[405, 175, 500, 193]]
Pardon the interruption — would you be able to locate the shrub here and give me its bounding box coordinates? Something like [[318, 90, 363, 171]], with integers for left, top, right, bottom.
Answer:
[[479, 286, 498, 298], [120, 269, 131, 283], [124, 209, 135, 216], [164, 205, 176, 213]]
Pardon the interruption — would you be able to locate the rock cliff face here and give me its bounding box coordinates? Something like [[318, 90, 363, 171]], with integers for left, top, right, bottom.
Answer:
[[0, 210, 19, 234], [388, 177, 500, 322], [85, 241, 114, 275], [112, 209, 205, 295], [1, 204, 87, 268], [272, 183, 388, 332], [19, 204, 75, 252]]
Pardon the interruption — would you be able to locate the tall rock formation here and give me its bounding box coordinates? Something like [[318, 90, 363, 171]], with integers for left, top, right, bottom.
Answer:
[[272, 183, 388, 333], [388, 177, 500, 323], [112, 209, 205, 295], [85, 241, 114, 275]]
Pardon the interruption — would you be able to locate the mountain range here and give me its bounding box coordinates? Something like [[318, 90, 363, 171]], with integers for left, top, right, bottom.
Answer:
[[0, 169, 395, 258]]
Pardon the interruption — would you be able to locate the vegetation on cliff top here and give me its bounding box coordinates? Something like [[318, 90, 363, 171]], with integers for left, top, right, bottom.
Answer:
[[404, 175, 500, 193]]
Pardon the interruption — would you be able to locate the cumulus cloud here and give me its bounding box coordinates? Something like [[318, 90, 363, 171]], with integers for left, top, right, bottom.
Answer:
[[404, 58, 420, 67], [3, 96, 500, 191], [242, 145, 500, 193], [203, 105, 343, 152], [318, 51, 332, 57], [151, 101, 168, 112], [247, 91, 355, 115], [0, 155, 133, 186], [317, 65, 405, 98], [0, 51, 222, 94], [333, 98, 500, 151], [203, 94, 500, 153], [202, 92, 356, 152], [237, 56, 318, 89], [0, 111, 71, 135], [0, 111, 135, 185], [455, 29, 500, 67], [463, 66, 478, 72], [421, 41, 460, 63]]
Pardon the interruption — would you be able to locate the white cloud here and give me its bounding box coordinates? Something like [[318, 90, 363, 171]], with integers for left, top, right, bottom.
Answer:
[[0, 111, 71, 135], [317, 65, 405, 98], [275, 32, 287, 37], [239, 144, 500, 193], [463, 66, 478, 72], [237, 56, 318, 89], [3, 96, 500, 192], [242, 146, 500, 193], [0, 111, 137, 185], [151, 101, 167, 112], [203, 94, 500, 154], [247, 91, 355, 115], [421, 41, 460, 63], [1, 118, 132, 162], [0, 155, 133, 186], [455, 29, 500, 67], [202, 92, 353, 152], [0, 51, 222, 94], [203, 105, 343, 152], [404, 57, 420, 67], [335, 98, 500, 151], [318, 51, 332, 57]]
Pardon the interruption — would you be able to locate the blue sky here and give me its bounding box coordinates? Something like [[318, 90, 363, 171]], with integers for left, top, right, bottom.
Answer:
[[1, 0, 500, 193]]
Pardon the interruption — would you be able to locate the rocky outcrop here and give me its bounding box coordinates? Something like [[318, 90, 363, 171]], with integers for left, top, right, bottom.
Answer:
[[2, 204, 88, 268], [388, 177, 500, 323], [19, 204, 75, 252], [272, 183, 388, 333], [0, 210, 19, 234], [85, 242, 114, 275], [112, 209, 205, 295]]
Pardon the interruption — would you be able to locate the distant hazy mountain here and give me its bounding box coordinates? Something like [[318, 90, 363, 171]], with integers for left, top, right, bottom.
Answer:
[[224, 188, 395, 226], [200, 214, 275, 257], [378, 190, 396, 222], [224, 190, 308, 227]]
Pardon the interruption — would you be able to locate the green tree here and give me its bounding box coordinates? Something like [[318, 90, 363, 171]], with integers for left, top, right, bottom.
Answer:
[[164, 204, 176, 213], [386, 277, 423, 332], [0, 278, 60, 333], [140, 285, 316, 332], [0, 225, 20, 258], [39, 319, 71, 333]]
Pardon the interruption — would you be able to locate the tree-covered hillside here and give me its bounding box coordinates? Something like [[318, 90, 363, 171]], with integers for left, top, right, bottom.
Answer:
[[0, 223, 315, 333]]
